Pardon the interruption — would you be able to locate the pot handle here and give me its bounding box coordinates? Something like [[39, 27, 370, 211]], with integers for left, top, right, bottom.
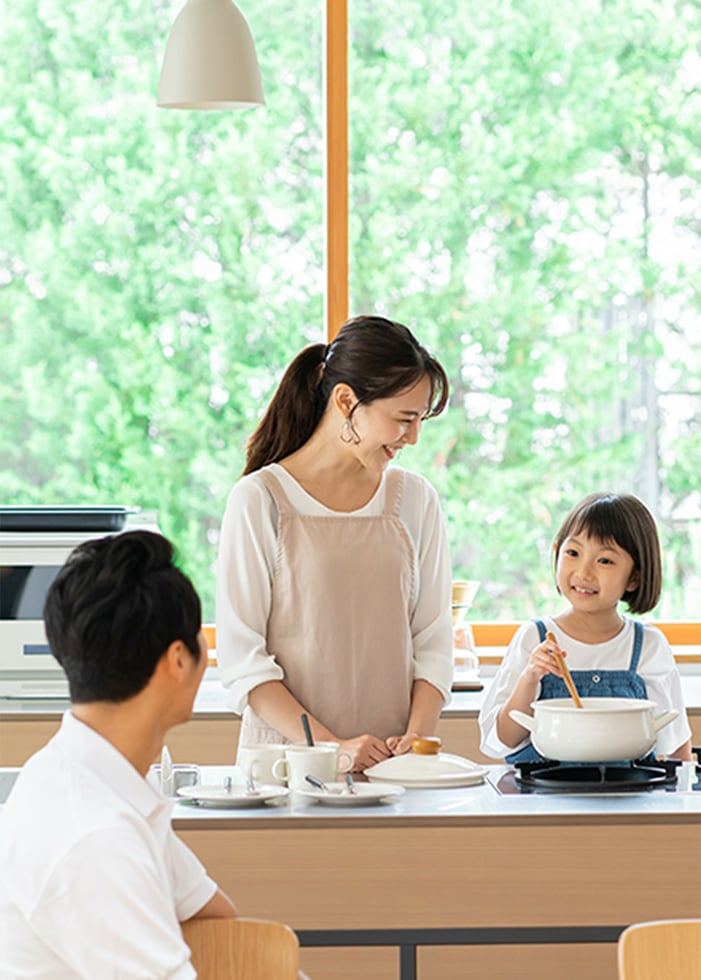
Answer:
[[509, 709, 536, 733], [652, 709, 678, 734]]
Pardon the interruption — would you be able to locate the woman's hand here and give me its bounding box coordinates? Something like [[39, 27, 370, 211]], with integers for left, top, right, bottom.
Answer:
[[385, 732, 417, 756], [339, 734, 392, 772]]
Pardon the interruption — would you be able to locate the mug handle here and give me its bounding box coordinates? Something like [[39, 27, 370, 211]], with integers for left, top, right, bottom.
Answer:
[[336, 750, 353, 774], [272, 757, 288, 783]]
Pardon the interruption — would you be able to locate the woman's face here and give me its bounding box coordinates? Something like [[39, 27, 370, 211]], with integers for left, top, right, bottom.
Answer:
[[350, 376, 432, 473]]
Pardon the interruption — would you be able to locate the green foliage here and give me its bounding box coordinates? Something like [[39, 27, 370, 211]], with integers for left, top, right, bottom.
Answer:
[[348, 0, 701, 619], [1, 0, 699, 621]]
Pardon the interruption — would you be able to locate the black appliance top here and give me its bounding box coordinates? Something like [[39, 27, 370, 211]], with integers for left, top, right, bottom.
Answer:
[[0, 506, 137, 532]]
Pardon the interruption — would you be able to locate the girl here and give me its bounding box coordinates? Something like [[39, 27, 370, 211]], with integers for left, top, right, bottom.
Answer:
[[216, 315, 454, 772], [479, 492, 692, 762]]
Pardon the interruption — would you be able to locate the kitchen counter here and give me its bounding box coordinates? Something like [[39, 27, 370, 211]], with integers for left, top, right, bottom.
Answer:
[[4, 666, 701, 717], [170, 762, 701, 828], [170, 763, 701, 980], [3, 668, 701, 768]]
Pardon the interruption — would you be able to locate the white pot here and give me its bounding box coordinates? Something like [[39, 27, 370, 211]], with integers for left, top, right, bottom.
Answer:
[[509, 698, 678, 763]]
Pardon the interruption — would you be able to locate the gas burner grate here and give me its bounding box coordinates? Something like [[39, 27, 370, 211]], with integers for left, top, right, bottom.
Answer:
[[514, 759, 681, 793]]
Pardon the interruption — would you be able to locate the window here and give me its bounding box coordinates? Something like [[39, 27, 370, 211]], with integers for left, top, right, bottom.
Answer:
[[1, 0, 699, 619]]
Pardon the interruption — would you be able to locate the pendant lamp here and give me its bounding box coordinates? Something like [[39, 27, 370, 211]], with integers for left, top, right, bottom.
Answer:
[[157, 0, 264, 110]]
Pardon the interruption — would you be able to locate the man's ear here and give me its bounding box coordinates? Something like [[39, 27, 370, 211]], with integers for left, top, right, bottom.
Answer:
[[159, 640, 189, 680]]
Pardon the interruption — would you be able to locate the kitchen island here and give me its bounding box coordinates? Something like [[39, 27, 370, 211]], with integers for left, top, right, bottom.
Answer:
[[172, 763, 701, 980]]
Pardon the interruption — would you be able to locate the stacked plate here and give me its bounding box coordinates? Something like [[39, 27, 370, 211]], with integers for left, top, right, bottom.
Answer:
[[295, 782, 404, 807], [364, 752, 487, 789], [177, 784, 288, 808]]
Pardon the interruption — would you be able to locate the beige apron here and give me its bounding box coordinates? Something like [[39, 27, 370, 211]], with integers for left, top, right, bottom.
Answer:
[[239, 467, 415, 746]]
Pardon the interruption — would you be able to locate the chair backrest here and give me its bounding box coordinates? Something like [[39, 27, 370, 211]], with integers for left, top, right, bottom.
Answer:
[[618, 919, 701, 980], [182, 916, 299, 980]]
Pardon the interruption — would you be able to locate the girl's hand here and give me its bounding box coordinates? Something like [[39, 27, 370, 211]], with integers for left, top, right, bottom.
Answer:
[[524, 637, 566, 683], [339, 734, 392, 772]]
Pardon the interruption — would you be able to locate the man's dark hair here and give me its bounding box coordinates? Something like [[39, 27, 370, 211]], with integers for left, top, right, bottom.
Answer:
[[43, 530, 202, 703]]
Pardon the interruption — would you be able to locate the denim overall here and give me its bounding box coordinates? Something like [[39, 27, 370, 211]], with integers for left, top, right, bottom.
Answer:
[[506, 619, 649, 765]]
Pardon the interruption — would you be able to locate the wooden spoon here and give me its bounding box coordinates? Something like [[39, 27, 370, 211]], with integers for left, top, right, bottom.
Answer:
[[546, 631, 583, 709]]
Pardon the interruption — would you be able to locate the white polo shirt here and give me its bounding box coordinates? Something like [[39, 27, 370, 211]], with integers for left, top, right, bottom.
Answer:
[[0, 711, 217, 979]]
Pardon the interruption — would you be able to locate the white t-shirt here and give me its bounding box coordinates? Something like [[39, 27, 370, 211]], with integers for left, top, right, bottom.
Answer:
[[216, 463, 454, 713], [0, 712, 216, 980], [479, 616, 692, 759]]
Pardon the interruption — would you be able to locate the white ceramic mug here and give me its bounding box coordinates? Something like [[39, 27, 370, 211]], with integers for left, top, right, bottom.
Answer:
[[272, 742, 353, 790], [237, 744, 287, 786]]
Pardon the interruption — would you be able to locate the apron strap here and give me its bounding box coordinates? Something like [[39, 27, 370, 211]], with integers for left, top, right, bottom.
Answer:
[[629, 620, 644, 672], [257, 468, 294, 517], [533, 618, 547, 642], [383, 467, 405, 518]]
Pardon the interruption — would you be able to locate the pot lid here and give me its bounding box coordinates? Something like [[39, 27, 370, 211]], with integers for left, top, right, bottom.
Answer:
[[365, 751, 488, 788]]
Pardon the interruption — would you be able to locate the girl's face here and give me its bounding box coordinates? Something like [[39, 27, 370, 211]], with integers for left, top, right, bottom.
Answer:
[[349, 376, 432, 474], [556, 532, 639, 615]]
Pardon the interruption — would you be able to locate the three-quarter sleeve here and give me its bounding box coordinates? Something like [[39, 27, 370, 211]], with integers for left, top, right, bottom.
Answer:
[[215, 475, 284, 713], [402, 474, 454, 705]]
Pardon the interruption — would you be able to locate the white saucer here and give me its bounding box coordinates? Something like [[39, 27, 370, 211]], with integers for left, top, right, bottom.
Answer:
[[177, 784, 289, 808], [295, 781, 405, 806]]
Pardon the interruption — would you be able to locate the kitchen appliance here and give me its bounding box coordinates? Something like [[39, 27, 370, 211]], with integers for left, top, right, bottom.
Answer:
[[0, 507, 156, 698], [491, 757, 701, 796], [0, 505, 136, 532]]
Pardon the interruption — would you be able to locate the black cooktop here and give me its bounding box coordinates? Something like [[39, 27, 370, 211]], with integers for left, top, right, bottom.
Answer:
[[514, 759, 682, 792], [491, 757, 701, 795]]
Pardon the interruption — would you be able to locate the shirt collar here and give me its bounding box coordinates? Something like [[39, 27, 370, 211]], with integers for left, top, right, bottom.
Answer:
[[56, 710, 171, 820]]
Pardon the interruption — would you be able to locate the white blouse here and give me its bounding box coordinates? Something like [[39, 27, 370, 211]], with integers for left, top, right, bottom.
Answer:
[[479, 616, 692, 759], [216, 463, 454, 714]]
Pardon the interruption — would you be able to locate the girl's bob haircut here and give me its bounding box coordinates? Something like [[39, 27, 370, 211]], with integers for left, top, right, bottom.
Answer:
[[553, 492, 662, 614]]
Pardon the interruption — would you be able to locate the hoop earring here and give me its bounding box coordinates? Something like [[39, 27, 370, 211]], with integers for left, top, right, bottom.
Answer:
[[339, 419, 355, 444]]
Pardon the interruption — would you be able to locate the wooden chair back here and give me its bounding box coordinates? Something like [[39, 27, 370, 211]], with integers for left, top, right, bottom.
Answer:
[[182, 916, 299, 979], [618, 919, 701, 979]]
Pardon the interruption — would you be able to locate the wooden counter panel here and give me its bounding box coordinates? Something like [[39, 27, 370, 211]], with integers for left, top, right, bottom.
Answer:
[[300, 947, 397, 980], [0, 715, 241, 767], [418, 943, 617, 980], [435, 716, 494, 764], [179, 823, 701, 931], [165, 716, 239, 765], [3, 711, 700, 766], [0, 719, 60, 765]]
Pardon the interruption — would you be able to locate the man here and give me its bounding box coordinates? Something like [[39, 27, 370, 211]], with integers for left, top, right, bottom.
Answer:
[[0, 530, 237, 978]]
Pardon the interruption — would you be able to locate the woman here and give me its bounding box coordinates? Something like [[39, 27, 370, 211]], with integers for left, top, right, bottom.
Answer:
[[216, 315, 454, 771]]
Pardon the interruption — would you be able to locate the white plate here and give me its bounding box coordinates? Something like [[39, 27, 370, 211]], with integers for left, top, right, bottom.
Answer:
[[295, 781, 405, 806], [176, 783, 289, 808]]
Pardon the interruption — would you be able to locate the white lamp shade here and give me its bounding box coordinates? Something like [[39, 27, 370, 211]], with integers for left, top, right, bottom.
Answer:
[[157, 0, 264, 110]]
